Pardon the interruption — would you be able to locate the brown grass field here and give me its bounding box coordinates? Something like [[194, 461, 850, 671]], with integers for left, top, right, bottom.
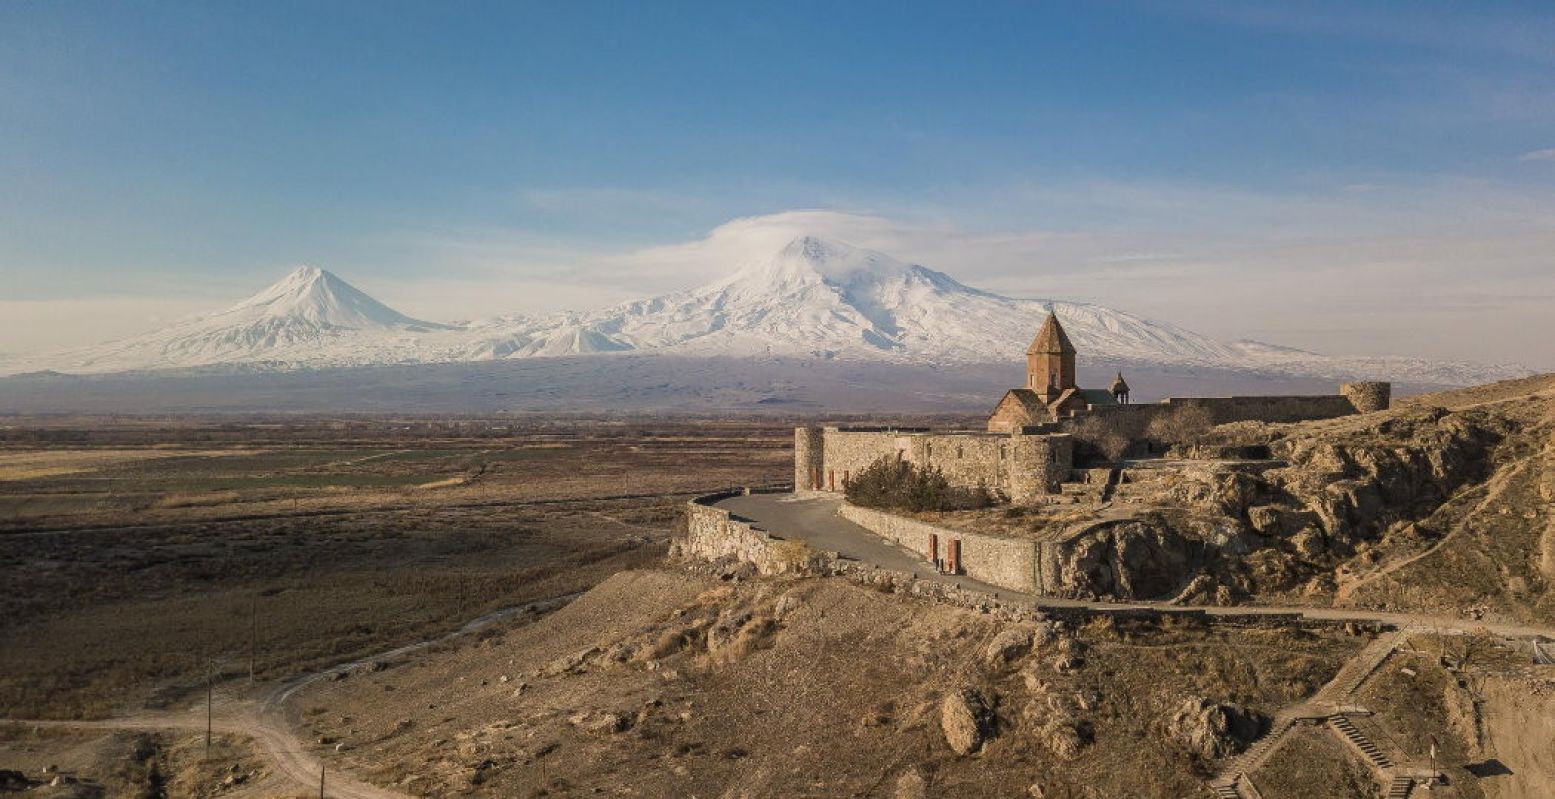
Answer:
[[0, 416, 792, 721]]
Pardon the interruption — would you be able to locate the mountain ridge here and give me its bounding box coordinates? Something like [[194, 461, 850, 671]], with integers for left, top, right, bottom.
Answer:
[[0, 237, 1531, 388]]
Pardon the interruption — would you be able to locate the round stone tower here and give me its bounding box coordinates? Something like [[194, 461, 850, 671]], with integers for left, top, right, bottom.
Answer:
[[1340, 382, 1392, 413], [793, 427, 825, 492]]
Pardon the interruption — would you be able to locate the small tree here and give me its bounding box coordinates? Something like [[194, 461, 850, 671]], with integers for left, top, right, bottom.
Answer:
[[845, 456, 994, 512], [1145, 405, 1216, 447], [1070, 415, 1131, 464]]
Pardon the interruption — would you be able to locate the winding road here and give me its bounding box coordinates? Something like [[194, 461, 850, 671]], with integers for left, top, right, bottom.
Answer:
[[1, 593, 578, 799]]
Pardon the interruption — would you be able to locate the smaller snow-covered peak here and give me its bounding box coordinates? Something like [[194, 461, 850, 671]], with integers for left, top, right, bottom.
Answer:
[[220, 266, 441, 331]]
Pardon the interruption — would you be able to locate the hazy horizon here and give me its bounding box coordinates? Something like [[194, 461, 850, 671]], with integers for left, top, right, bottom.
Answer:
[[3, 2, 1554, 369]]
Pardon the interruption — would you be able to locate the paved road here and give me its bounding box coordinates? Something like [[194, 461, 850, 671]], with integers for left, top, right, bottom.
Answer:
[[716, 493, 1555, 641], [718, 492, 1014, 596]]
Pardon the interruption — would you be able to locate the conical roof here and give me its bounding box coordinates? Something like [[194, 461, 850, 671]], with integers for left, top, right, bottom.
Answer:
[[1026, 312, 1076, 355], [1110, 371, 1130, 393]]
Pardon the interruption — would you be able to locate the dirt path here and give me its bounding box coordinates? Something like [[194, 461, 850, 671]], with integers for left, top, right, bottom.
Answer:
[[1334, 458, 1526, 602], [0, 593, 579, 798]]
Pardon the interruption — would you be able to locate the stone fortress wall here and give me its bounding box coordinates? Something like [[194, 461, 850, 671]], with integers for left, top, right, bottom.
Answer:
[[838, 503, 1047, 593], [795, 426, 1074, 502], [1050, 381, 1391, 430], [1036, 381, 1393, 443]]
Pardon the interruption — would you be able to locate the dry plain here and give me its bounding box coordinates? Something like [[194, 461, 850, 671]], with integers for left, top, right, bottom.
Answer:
[[2, 396, 1554, 799], [0, 415, 795, 796]]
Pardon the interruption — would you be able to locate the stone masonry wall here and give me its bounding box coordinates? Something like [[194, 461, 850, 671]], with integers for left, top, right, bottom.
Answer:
[[1163, 394, 1362, 424], [794, 427, 825, 491], [810, 427, 1072, 502], [1340, 382, 1391, 414], [839, 503, 1040, 593], [903, 433, 1009, 492], [820, 430, 909, 491], [1056, 392, 1371, 439], [675, 493, 817, 576], [1008, 434, 1073, 501]]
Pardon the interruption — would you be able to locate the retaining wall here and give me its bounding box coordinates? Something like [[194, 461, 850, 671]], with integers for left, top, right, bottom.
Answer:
[[839, 503, 1041, 593], [673, 492, 1378, 632], [675, 492, 817, 576]]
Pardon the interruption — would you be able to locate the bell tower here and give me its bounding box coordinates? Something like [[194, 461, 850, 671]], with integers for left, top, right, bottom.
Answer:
[[1026, 312, 1076, 398]]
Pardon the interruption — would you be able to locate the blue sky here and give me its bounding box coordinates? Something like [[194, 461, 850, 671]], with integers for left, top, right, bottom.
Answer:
[[2, 1, 1554, 367]]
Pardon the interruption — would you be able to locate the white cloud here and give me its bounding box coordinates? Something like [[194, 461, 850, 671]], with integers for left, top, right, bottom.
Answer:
[[1520, 147, 1555, 161]]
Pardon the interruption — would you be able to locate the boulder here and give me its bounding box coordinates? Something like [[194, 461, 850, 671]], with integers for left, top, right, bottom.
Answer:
[[940, 688, 993, 755], [982, 628, 1034, 666], [894, 767, 928, 799], [1036, 719, 1089, 760], [1166, 696, 1266, 759]]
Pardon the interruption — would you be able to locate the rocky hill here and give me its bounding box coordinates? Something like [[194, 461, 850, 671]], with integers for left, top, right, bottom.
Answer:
[[1023, 374, 1555, 627], [285, 568, 1364, 799]]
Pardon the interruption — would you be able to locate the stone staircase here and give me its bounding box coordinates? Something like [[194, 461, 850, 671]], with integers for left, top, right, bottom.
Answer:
[[1317, 626, 1411, 702], [1206, 627, 1415, 798], [1386, 775, 1416, 798], [1329, 715, 1394, 770], [1207, 714, 1297, 798], [1056, 482, 1102, 504]]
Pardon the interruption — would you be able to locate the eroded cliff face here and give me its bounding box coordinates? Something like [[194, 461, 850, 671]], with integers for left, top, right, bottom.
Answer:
[[1053, 519, 1206, 600], [1051, 405, 1520, 602], [1262, 408, 1511, 550]]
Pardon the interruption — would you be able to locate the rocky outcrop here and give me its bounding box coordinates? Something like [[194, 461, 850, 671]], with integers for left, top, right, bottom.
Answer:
[[1266, 408, 1508, 547], [982, 627, 1036, 667], [1165, 696, 1266, 759], [1054, 519, 1205, 600], [1534, 439, 1555, 581]]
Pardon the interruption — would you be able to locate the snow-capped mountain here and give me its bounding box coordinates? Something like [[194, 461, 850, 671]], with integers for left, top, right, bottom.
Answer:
[[1, 238, 1530, 388], [463, 236, 1244, 365], [33, 266, 462, 373]]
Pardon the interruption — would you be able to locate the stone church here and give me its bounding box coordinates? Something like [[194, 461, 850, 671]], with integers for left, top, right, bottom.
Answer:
[[987, 313, 1124, 433]]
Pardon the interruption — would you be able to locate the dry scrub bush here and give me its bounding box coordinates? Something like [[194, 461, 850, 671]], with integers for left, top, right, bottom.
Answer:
[[845, 457, 995, 512], [1069, 415, 1132, 463], [1146, 405, 1216, 446]]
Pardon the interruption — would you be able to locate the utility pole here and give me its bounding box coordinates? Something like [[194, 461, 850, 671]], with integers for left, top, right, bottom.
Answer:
[[205, 662, 213, 755], [249, 595, 257, 682]]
